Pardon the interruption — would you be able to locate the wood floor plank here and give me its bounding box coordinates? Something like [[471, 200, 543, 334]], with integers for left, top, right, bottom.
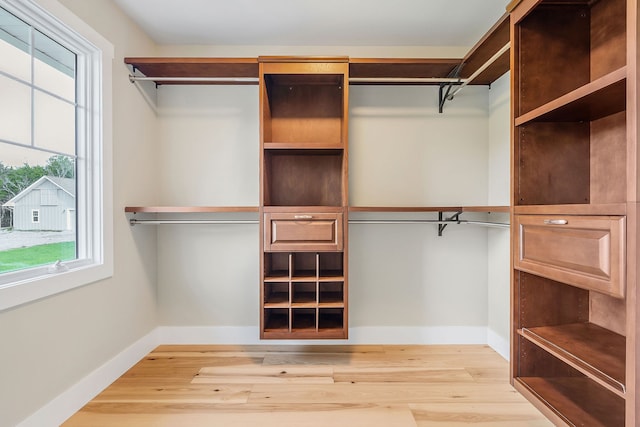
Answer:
[[92, 383, 251, 404], [64, 404, 417, 427], [193, 364, 334, 384], [410, 402, 553, 426], [247, 382, 529, 405], [333, 366, 474, 383]]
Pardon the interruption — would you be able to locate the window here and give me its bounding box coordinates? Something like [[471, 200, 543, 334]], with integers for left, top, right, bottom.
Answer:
[[0, 0, 113, 311]]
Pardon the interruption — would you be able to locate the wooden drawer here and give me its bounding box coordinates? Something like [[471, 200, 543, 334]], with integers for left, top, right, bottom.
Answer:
[[514, 214, 625, 298], [264, 212, 343, 252]]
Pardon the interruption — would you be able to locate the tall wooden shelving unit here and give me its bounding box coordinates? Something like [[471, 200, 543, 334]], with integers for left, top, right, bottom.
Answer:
[[259, 57, 350, 339], [509, 0, 634, 425]]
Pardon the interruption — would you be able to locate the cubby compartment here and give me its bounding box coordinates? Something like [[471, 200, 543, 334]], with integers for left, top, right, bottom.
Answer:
[[318, 252, 344, 279], [262, 73, 345, 148], [291, 252, 317, 278], [292, 282, 317, 306], [263, 252, 290, 280], [292, 308, 316, 331], [516, 0, 626, 116], [264, 308, 289, 332], [263, 150, 344, 206], [319, 308, 344, 330], [319, 282, 343, 306], [515, 272, 626, 396], [515, 339, 625, 427], [516, 110, 626, 206], [264, 282, 289, 307]]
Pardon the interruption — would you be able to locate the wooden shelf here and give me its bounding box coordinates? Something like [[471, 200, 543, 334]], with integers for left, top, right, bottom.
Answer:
[[515, 377, 624, 427], [519, 323, 625, 396], [349, 58, 461, 84], [124, 206, 258, 213], [459, 12, 510, 85], [515, 67, 626, 126], [461, 205, 509, 213], [513, 203, 627, 216], [263, 142, 344, 150], [124, 57, 259, 84], [319, 274, 345, 282], [264, 274, 289, 282], [349, 205, 508, 213]]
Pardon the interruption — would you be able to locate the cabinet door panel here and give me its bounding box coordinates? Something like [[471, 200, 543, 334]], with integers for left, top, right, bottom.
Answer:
[[264, 212, 343, 252], [514, 214, 625, 297]]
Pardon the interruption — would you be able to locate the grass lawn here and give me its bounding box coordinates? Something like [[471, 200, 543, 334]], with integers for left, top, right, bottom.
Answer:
[[0, 241, 76, 273]]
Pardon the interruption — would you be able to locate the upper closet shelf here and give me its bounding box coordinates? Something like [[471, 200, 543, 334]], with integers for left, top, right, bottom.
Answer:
[[349, 206, 509, 213], [514, 67, 626, 126], [124, 206, 258, 213], [125, 13, 509, 113], [125, 57, 259, 84]]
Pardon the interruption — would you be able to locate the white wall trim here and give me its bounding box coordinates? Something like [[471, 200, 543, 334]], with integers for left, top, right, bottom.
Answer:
[[19, 325, 507, 425], [17, 328, 158, 427], [157, 325, 489, 345], [487, 328, 510, 361]]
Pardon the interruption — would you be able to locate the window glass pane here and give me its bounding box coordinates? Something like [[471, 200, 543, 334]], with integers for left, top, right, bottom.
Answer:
[[34, 91, 75, 155], [0, 146, 77, 274], [34, 30, 75, 100], [0, 74, 31, 144], [0, 7, 31, 81]]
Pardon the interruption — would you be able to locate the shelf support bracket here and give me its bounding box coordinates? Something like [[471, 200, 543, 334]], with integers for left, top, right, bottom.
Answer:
[[438, 63, 464, 113], [438, 211, 462, 236]]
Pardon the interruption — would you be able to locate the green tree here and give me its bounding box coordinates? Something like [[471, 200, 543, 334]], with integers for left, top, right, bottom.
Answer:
[[0, 163, 46, 205], [45, 155, 74, 178]]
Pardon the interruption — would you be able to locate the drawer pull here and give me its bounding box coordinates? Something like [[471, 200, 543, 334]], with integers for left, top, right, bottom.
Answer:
[[544, 219, 568, 225], [294, 215, 313, 220]]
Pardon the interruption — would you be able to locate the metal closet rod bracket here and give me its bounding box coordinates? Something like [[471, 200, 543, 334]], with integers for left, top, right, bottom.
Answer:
[[439, 41, 511, 113], [438, 211, 462, 236]]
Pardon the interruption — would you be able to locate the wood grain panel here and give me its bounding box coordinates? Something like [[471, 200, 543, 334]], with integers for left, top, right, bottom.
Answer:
[[514, 215, 625, 297]]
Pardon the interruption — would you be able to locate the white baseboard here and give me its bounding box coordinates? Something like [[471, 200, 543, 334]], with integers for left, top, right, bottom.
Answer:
[[157, 325, 489, 345], [487, 328, 510, 361], [17, 328, 159, 427], [19, 325, 508, 426]]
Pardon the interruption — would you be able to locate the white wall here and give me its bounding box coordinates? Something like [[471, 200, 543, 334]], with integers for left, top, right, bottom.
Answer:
[[154, 80, 498, 343], [0, 1, 159, 426], [155, 85, 259, 326], [487, 72, 511, 357], [348, 85, 489, 336]]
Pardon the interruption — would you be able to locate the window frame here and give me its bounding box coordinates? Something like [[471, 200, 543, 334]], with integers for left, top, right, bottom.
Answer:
[[0, 0, 113, 311], [31, 208, 40, 223]]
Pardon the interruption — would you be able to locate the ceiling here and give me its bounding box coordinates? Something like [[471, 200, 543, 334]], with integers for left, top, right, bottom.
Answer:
[[112, 0, 509, 48]]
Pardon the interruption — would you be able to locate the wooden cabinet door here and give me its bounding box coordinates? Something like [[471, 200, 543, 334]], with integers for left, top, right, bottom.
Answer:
[[514, 214, 625, 298], [264, 212, 343, 252]]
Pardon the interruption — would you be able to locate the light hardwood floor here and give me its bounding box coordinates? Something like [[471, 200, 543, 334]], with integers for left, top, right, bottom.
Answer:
[[64, 345, 552, 426]]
